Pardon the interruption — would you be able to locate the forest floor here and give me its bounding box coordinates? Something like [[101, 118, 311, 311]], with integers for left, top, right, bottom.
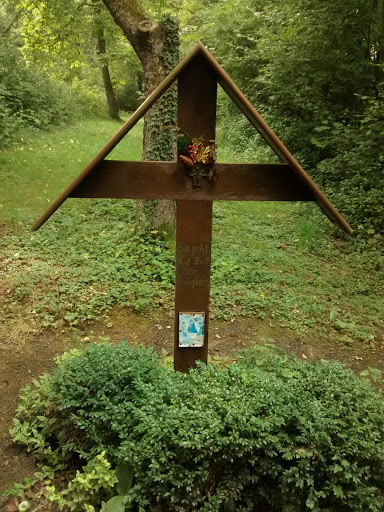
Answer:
[[1, 118, 383, 496]]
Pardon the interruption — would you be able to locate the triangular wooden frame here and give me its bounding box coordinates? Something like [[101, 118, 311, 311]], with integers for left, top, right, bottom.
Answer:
[[32, 42, 352, 234]]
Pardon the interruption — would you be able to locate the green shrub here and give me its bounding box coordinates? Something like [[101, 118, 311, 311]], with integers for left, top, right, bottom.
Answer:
[[0, 32, 101, 147], [10, 349, 85, 468], [46, 452, 117, 511], [48, 343, 175, 460], [115, 80, 141, 112], [311, 91, 384, 237], [11, 343, 384, 511]]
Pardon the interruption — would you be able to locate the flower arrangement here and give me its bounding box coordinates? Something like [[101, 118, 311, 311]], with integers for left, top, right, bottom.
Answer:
[[177, 134, 217, 189]]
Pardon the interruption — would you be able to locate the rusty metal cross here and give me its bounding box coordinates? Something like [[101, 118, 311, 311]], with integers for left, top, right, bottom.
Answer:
[[32, 43, 351, 372]]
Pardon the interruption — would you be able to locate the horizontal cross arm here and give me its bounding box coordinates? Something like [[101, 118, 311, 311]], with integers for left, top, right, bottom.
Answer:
[[69, 161, 316, 202]]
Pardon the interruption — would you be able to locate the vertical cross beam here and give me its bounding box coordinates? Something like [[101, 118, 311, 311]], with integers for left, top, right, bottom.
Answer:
[[174, 55, 217, 372]]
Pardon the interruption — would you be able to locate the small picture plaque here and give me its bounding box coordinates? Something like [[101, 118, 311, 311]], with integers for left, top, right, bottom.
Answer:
[[179, 312, 205, 347]]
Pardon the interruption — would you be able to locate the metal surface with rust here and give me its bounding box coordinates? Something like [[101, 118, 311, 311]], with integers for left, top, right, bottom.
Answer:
[[174, 54, 217, 372], [71, 161, 316, 202], [32, 41, 352, 234], [29, 42, 353, 373], [175, 201, 213, 371]]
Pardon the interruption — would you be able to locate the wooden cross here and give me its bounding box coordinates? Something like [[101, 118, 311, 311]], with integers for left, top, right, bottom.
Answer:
[[32, 43, 352, 372]]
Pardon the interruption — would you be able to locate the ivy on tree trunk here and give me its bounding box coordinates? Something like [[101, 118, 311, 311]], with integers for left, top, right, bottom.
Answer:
[[101, 0, 179, 231], [141, 17, 179, 232]]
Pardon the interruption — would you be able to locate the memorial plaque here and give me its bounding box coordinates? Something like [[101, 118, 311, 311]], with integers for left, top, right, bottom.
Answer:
[[179, 312, 205, 347]]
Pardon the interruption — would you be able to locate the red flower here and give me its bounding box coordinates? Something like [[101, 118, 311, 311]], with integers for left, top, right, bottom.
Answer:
[[187, 145, 195, 162]]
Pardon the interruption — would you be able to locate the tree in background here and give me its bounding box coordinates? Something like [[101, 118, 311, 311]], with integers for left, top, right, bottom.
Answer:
[[189, 0, 384, 235], [379, 0, 384, 80], [16, 0, 131, 120], [0, 2, 99, 146], [100, 0, 180, 231], [94, 4, 120, 120], [16, 0, 180, 230], [4, 0, 383, 234], [194, 0, 380, 153]]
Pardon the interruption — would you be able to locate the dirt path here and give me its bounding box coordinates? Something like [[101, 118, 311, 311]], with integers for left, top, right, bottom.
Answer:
[[1, 309, 383, 493]]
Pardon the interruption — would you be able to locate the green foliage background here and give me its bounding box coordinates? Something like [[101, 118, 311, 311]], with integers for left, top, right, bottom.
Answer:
[[0, 30, 100, 147], [2, 0, 384, 233], [2, 2, 384, 509], [186, 0, 384, 236], [1, 119, 382, 343]]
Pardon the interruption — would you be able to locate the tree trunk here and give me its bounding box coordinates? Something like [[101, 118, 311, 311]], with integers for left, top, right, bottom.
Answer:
[[95, 24, 121, 120], [378, 0, 384, 79], [141, 17, 179, 232], [100, 0, 179, 231]]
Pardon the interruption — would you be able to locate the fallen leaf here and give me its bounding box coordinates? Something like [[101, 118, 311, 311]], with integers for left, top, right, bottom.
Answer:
[[6, 497, 18, 512], [40, 487, 49, 497]]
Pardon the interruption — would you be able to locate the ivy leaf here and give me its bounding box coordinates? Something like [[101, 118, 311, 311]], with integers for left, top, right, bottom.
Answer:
[[310, 137, 327, 148]]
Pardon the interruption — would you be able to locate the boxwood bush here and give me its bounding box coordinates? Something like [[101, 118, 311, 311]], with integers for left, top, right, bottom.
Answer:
[[10, 343, 384, 511]]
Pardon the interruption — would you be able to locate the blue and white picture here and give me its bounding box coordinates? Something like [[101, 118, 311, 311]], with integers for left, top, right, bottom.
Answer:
[[179, 312, 205, 347]]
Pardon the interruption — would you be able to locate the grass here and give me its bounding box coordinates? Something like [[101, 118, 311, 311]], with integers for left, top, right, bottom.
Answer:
[[211, 202, 383, 342], [0, 117, 383, 346], [0, 117, 142, 224]]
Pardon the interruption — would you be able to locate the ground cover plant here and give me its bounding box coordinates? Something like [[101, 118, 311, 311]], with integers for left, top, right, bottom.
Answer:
[[6, 342, 384, 511], [0, 119, 383, 346]]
